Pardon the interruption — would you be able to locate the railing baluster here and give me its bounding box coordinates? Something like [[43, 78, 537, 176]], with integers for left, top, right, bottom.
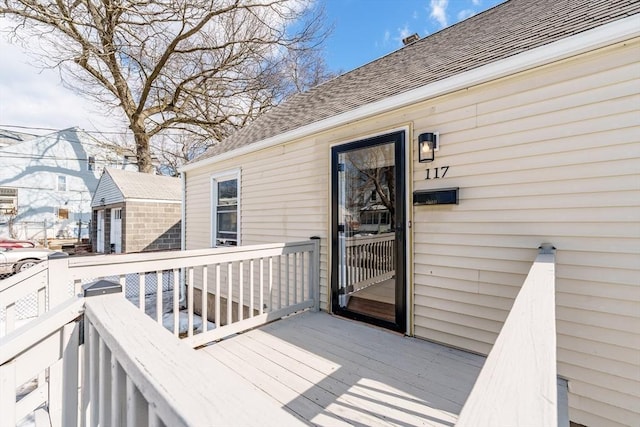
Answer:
[[149, 409, 163, 427], [268, 257, 273, 313], [238, 261, 243, 321], [89, 323, 99, 427], [99, 338, 112, 427], [293, 253, 298, 304], [156, 271, 163, 324], [300, 252, 305, 303], [172, 269, 179, 337], [259, 258, 264, 315], [38, 286, 46, 315], [119, 275, 126, 296], [202, 265, 209, 332], [5, 303, 15, 335], [249, 260, 254, 318], [277, 255, 282, 310], [215, 264, 221, 328], [111, 354, 125, 427], [125, 377, 148, 426], [227, 263, 233, 325], [285, 254, 290, 307], [138, 273, 145, 313], [187, 267, 194, 337]]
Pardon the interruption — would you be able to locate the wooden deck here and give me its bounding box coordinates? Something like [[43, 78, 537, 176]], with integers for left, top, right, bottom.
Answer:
[[200, 311, 485, 426]]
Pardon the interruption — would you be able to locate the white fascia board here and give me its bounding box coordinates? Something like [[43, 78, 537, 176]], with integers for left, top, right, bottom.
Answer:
[[124, 198, 181, 204], [180, 15, 640, 173]]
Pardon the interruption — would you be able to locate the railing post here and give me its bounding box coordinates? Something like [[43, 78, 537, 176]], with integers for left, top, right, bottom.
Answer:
[[47, 251, 70, 309], [0, 360, 16, 427], [310, 237, 321, 312]]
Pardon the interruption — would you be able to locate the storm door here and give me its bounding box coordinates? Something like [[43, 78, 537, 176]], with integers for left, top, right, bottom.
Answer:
[[331, 131, 406, 332]]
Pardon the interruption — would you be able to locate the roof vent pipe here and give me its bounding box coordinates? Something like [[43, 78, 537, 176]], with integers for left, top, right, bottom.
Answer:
[[402, 33, 420, 45]]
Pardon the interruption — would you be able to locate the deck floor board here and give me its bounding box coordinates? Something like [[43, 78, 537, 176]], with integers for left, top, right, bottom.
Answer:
[[200, 311, 484, 427]]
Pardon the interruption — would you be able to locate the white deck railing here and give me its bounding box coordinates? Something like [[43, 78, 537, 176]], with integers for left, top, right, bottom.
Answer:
[[345, 233, 394, 291], [0, 240, 320, 426], [1, 240, 320, 346], [456, 244, 558, 427]]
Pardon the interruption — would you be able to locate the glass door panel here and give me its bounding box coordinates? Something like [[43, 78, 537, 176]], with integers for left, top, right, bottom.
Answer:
[[331, 131, 405, 331]]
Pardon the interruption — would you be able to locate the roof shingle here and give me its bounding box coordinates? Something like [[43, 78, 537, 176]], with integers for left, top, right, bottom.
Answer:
[[106, 168, 181, 201]]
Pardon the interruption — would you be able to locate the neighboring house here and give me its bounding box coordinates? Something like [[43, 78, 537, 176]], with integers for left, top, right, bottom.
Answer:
[[0, 127, 139, 242], [91, 168, 181, 253], [180, 1, 640, 426], [0, 128, 36, 148]]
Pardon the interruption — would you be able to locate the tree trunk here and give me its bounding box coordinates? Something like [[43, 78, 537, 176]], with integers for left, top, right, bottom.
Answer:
[[131, 126, 153, 173]]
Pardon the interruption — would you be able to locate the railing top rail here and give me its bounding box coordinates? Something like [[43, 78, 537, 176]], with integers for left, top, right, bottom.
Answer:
[[0, 261, 48, 293], [456, 245, 557, 427], [84, 294, 304, 427], [0, 296, 84, 365], [67, 240, 317, 280]]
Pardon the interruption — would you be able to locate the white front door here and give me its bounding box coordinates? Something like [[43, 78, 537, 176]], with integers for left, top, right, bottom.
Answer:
[[96, 210, 105, 252], [110, 208, 122, 253]]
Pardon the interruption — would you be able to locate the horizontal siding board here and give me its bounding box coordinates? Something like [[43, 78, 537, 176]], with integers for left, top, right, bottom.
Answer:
[[413, 325, 491, 356], [476, 78, 638, 127], [558, 335, 640, 365], [556, 292, 640, 317], [557, 308, 640, 336], [476, 60, 639, 116], [414, 286, 514, 313], [556, 318, 639, 349], [557, 348, 640, 384], [413, 294, 507, 326], [414, 222, 637, 238], [417, 233, 640, 257]]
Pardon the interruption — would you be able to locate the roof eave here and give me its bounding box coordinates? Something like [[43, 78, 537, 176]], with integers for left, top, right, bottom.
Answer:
[[180, 14, 640, 173]]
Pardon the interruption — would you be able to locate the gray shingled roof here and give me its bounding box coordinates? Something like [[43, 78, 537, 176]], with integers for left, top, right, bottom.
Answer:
[[192, 0, 639, 163], [107, 168, 181, 201]]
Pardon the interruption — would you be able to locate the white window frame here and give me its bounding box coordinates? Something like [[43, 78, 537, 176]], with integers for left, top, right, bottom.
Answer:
[[57, 175, 67, 192], [210, 169, 241, 248]]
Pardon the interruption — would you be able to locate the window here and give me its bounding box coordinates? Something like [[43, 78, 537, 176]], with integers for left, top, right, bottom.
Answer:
[[56, 208, 69, 219], [211, 171, 240, 247], [87, 156, 96, 171], [57, 175, 67, 191]]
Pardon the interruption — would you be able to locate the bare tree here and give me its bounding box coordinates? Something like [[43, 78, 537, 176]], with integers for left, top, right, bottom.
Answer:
[[0, 0, 329, 172]]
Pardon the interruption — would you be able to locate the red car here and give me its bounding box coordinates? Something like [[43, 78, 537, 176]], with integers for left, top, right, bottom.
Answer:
[[0, 238, 36, 249]]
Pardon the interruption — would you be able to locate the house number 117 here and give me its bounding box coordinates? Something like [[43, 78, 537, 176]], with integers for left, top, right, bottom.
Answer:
[[425, 166, 449, 180]]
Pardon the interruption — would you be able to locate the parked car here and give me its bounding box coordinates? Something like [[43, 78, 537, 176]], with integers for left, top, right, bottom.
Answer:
[[0, 247, 60, 275], [0, 238, 36, 249]]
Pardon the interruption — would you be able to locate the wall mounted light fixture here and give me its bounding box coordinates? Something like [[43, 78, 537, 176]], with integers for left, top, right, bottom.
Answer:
[[418, 132, 439, 163]]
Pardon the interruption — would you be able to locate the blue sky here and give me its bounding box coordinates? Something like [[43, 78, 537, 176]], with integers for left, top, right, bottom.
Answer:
[[0, 0, 504, 133], [323, 0, 504, 72]]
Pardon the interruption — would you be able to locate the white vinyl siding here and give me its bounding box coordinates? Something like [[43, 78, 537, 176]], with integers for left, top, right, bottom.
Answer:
[[185, 39, 640, 426], [91, 172, 124, 206], [410, 40, 639, 427]]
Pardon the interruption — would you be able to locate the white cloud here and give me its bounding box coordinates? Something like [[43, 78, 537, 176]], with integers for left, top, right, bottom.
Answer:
[[472, 0, 481, 5], [0, 36, 122, 134], [457, 9, 476, 21], [429, 0, 449, 28], [412, 10, 419, 19]]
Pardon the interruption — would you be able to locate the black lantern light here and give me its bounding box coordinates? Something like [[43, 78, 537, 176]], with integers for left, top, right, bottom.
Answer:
[[418, 132, 438, 163]]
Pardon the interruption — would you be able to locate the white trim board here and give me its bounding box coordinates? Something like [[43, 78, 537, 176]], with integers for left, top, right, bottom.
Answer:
[[180, 15, 640, 173]]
